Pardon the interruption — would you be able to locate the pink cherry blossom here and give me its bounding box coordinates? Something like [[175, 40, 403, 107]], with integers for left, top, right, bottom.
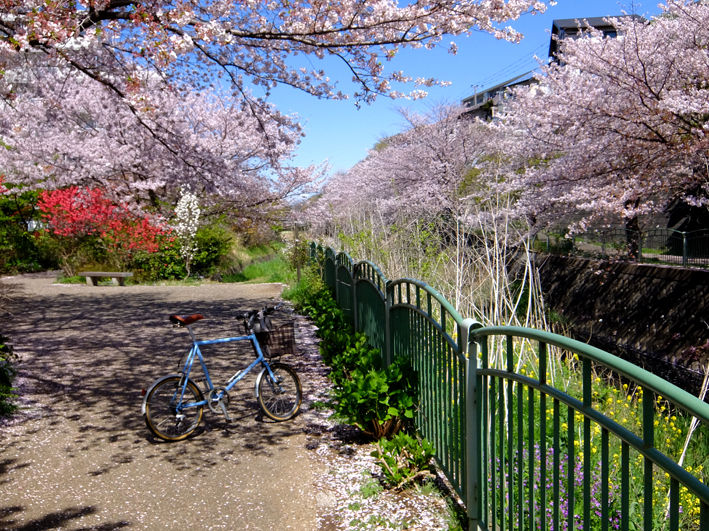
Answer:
[[0, 0, 551, 209], [497, 0, 709, 231]]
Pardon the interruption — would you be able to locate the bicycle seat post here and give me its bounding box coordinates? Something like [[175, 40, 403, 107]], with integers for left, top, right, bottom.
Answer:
[[185, 325, 198, 344]]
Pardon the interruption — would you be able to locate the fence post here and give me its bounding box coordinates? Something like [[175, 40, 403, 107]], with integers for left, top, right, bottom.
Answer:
[[463, 318, 481, 530], [682, 232, 688, 267], [384, 280, 392, 367], [352, 263, 359, 333]]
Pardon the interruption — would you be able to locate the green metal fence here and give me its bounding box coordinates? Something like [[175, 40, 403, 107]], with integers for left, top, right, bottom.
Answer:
[[353, 260, 387, 358], [310, 243, 709, 530], [470, 327, 709, 531], [388, 277, 479, 508], [537, 228, 709, 267]]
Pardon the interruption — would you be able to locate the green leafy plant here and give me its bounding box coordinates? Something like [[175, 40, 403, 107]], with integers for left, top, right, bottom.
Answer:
[[332, 356, 416, 440], [327, 332, 382, 386], [0, 334, 19, 416], [281, 265, 325, 308], [0, 183, 57, 273], [289, 273, 353, 364], [286, 267, 417, 438], [371, 432, 436, 490]]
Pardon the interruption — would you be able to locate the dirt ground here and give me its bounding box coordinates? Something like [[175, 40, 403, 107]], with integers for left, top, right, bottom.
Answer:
[[0, 272, 326, 530]]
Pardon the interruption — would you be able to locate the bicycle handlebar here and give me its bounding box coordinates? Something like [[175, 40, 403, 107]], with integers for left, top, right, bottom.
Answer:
[[235, 302, 285, 321]]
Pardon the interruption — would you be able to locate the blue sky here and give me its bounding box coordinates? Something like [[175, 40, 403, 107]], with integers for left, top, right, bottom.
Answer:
[[271, 0, 664, 176]]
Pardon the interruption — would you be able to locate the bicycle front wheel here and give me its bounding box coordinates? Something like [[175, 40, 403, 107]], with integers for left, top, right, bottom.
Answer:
[[257, 363, 302, 421], [144, 375, 204, 441]]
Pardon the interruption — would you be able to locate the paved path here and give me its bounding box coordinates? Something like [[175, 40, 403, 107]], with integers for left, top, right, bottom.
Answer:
[[0, 273, 321, 530]]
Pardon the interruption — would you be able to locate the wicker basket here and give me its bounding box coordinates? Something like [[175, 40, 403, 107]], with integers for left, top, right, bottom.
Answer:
[[265, 321, 295, 356]]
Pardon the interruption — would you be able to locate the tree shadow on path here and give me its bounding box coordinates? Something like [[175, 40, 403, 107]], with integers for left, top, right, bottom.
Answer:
[[1, 280, 313, 529]]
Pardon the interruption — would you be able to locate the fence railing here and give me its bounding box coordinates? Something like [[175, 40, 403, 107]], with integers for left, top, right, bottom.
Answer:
[[311, 242, 709, 530], [537, 228, 709, 267]]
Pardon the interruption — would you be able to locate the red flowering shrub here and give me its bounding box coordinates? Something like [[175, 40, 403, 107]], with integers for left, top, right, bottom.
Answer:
[[38, 187, 171, 274]]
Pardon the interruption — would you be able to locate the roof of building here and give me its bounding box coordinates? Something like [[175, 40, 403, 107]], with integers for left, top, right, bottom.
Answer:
[[462, 70, 535, 108], [548, 15, 645, 57], [462, 14, 646, 111]]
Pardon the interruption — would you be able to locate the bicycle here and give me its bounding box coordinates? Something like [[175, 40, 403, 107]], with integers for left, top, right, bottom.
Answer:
[[142, 304, 302, 441]]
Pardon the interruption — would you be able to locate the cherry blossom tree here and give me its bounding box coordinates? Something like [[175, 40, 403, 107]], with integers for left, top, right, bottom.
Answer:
[[310, 105, 544, 327], [0, 46, 310, 214], [0, 0, 552, 210], [0, 0, 550, 102], [311, 105, 495, 225], [499, 1, 709, 255]]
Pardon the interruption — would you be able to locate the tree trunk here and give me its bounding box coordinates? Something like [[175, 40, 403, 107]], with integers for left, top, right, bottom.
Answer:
[[625, 214, 641, 260]]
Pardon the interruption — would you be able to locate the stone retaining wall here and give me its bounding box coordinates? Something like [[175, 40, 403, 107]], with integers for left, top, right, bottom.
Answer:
[[536, 254, 708, 394]]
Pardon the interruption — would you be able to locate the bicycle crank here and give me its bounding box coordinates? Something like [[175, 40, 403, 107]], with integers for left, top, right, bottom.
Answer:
[[207, 388, 231, 421]]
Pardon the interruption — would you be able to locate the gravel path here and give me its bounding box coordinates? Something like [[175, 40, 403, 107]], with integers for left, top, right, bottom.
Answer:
[[0, 273, 458, 530], [0, 273, 321, 530]]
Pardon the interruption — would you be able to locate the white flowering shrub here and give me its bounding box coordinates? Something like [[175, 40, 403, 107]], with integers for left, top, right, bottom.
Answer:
[[174, 186, 201, 277]]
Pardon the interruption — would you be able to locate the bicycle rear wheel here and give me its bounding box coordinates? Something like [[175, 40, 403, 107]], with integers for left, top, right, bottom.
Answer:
[[256, 363, 302, 421], [144, 375, 204, 441]]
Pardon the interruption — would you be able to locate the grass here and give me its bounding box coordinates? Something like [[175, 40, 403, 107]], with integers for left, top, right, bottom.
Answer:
[[220, 254, 293, 284], [55, 275, 85, 284]]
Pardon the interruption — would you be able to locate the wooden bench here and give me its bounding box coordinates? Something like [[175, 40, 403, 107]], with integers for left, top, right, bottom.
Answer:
[[79, 271, 133, 286]]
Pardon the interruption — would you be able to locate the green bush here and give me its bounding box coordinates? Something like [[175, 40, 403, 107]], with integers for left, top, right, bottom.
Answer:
[[332, 356, 416, 440], [0, 187, 57, 273], [286, 262, 417, 440], [327, 332, 382, 386], [281, 266, 324, 304], [287, 257, 444, 510], [132, 239, 186, 281], [133, 224, 233, 281], [371, 432, 436, 490], [191, 224, 233, 277], [288, 270, 352, 364], [0, 335, 18, 416]]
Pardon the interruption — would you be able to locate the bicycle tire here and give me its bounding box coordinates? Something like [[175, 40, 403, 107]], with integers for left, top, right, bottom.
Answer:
[[143, 375, 204, 441], [256, 363, 302, 421]]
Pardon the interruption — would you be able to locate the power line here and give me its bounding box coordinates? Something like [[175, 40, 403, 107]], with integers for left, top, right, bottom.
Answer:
[[470, 40, 548, 91]]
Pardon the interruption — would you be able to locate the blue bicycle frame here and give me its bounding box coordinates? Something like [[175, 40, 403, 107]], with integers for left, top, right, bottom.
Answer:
[[175, 327, 278, 416]]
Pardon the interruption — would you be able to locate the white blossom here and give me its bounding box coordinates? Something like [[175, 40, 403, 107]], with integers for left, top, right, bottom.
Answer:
[[174, 186, 201, 275]]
